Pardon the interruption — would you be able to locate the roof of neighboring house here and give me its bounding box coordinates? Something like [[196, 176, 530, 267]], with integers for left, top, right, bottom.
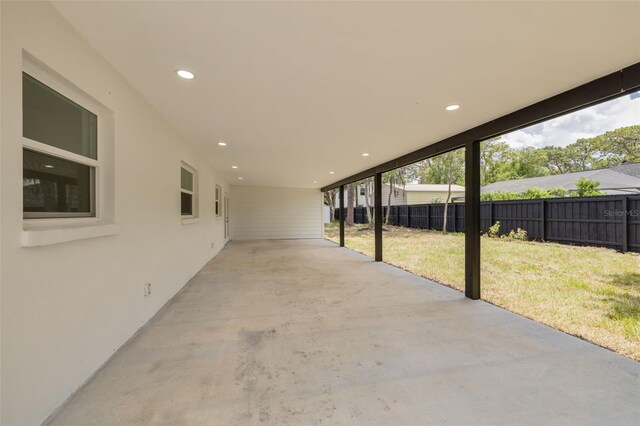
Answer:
[[482, 168, 640, 195], [611, 162, 640, 179], [403, 184, 465, 192]]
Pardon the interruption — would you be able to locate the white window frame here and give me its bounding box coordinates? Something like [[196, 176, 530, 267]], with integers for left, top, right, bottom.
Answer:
[[180, 161, 199, 221], [215, 184, 222, 217], [22, 56, 105, 226]]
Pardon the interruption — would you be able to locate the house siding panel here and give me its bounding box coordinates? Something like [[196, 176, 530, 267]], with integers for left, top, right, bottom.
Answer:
[[407, 190, 465, 205], [230, 186, 322, 240]]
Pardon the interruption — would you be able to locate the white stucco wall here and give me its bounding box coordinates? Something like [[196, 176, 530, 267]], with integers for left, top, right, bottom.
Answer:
[[0, 2, 230, 424], [230, 186, 322, 240]]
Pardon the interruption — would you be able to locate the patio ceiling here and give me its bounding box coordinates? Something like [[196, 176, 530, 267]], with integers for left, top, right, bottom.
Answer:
[[51, 1, 640, 188]]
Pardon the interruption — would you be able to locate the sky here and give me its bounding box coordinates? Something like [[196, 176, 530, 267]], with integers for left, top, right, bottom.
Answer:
[[500, 90, 640, 149]]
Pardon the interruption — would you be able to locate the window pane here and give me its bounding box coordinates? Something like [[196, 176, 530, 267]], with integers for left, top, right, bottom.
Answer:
[[181, 167, 193, 191], [23, 149, 93, 216], [181, 192, 193, 215], [215, 186, 221, 215], [23, 73, 97, 159]]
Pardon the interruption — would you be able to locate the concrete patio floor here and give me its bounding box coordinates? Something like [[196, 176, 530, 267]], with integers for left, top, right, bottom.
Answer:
[[49, 239, 640, 425]]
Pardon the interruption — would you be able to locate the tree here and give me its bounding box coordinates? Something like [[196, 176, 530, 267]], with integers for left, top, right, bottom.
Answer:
[[441, 151, 465, 234], [493, 147, 549, 181], [418, 150, 465, 234], [564, 138, 601, 171], [540, 125, 640, 174], [346, 183, 354, 226], [575, 178, 602, 197], [382, 167, 409, 225], [589, 125, 640, 165], [402, 161, 423, 184], [361, 178, 375, 228], [416, 153, 464, 186], [323, 189, 337, 221], [541, 146, 571, 175], [480, 137, 512, 185]]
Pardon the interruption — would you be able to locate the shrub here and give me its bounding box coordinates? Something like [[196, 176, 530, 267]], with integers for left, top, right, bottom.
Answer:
[[575, 178, 603, 197], [506, 228, 528, 241], [481, 191, 521, 201], [481, 187, 571, 201], [486, 221, 501, 238], [548, 187, 570, 197], [522, 187, 550, 199]]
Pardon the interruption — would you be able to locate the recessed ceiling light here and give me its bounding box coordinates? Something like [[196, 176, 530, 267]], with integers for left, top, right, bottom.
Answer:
[[218, 141, 227, 146], [176, 70, 195, 80], [445, 104, 460, 111], [238, 177, 243, 180], [329, 171, 335, 174], [44, 164, 54, 168], [313, 180, 318, 184], [362, 153, 369, 157], [232, 165, 238, 169]]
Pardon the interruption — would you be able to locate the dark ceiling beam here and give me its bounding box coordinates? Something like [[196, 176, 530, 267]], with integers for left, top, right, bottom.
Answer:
[[322, 61, 640, 192]]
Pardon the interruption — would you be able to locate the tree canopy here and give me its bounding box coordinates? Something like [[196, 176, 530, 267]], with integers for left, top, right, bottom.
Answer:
[[410, 125, 640, 187]]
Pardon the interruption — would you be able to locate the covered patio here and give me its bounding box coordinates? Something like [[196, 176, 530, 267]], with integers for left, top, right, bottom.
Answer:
[[2, 2, 639, 423], [49, 240, 640, 425]]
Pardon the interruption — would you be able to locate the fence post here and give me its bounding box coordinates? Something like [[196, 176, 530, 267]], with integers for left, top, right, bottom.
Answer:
[[540, 199, 546, 241], [452, 203, 457, 233], [488, 202, 493, 229], [408, 205, 412, 228], [622, 196, 628, 252]]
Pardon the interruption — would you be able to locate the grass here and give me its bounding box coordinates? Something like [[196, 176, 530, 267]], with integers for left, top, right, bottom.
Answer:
[[324, 222, 640, 361]]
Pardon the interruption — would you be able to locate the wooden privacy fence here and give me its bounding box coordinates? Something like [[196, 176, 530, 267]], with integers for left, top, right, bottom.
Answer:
[[335, 195, 640, 253]]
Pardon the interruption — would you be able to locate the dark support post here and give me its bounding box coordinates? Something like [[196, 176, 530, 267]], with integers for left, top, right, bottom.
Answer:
[[465, 141, 481, 300], [375, 173, 383, 261], [339, 185, 345, 247]]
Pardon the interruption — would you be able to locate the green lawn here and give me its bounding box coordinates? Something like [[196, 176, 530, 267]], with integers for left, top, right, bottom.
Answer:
[[324, 222, 640, 361]]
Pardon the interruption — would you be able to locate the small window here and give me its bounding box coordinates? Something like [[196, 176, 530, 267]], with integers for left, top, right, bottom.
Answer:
[[23, 73, 97, 159], [360, 187, 366, 196], [180, 163, 198, 218], [181, 167, 193, 216], [23, 150, 94, 215], [215, 185, 221, 217], [22, 72, 98, 218]]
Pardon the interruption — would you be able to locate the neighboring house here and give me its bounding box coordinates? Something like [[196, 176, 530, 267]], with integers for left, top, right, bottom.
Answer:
[[333, 183, 403, 208], [481, 168, 640, 195], [331, 183, 368, 208], [404, 184, 465, 204], [333, 183, 465, 207], [380, 184, 408, 206], [611, 162, 640, 179]]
